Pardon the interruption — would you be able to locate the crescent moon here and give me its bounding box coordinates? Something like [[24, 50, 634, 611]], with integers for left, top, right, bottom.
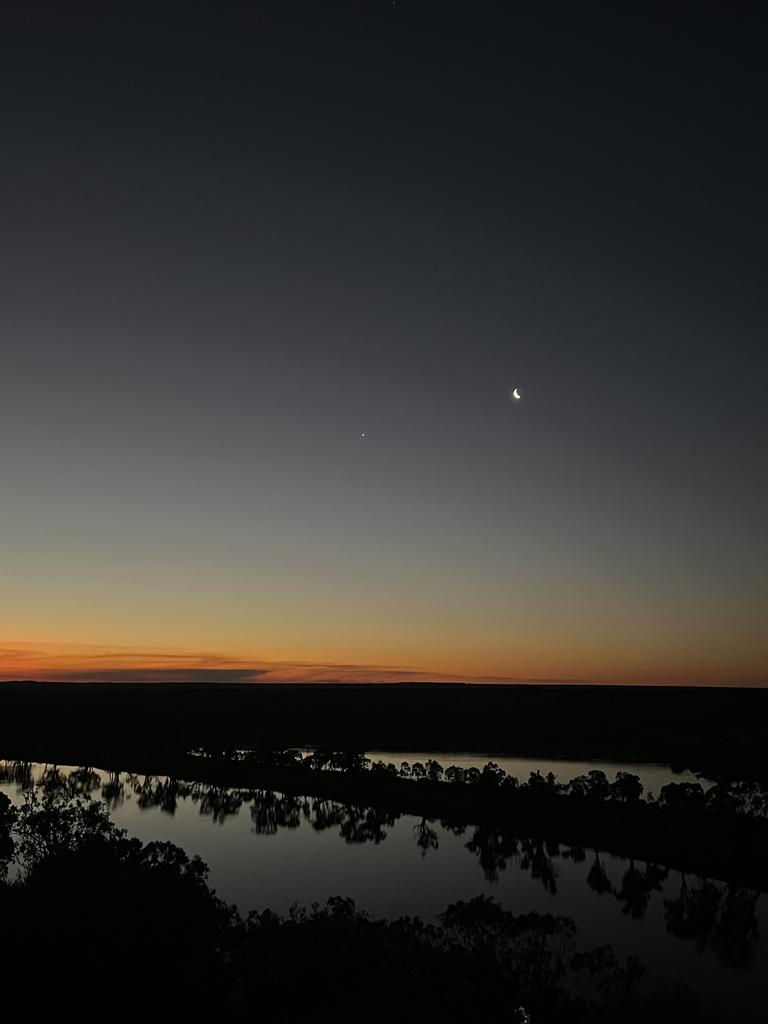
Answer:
[[511, 388, 522, 400]]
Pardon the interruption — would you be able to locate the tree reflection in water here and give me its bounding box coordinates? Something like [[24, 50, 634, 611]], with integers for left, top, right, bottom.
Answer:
[[414, 817, 440, 855], [251, 791, 306, 835], [249, 791, 398, 843], [712, 886, 760, 970], [462, 830, 559, 891], [338, 805, 396, 844], [3, 762, 761, 970], [135, 775, 185, 815], [664, 874, 760, 970], [101, 769, 126, 810], [587, 850, 614, 896], [307, 796, 346, 833], [464, 824, 520, 882], [616, 860, 668, 918], [0, 760, 33, 791]]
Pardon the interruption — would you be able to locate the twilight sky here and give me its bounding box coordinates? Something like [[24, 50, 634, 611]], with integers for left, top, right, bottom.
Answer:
[[1, 3, 766, 685]]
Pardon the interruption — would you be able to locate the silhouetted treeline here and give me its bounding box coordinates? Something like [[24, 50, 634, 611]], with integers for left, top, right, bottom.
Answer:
[[190, 748, 768, 821], [8, 750, 768, 821], [0, 777, 748, 1022], [2, 681, 767, 783], [4, 751, 768, 894]]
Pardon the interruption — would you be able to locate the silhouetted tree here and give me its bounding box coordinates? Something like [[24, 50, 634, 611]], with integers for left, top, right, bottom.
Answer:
[[704, 783, 742, 816], [527, 769, 549, 794], [609, 772, 644, 804], [0, 792, 14, 878], [3, 782, 233, 1014], [586, 770, 610, 801], [437, 895, 643, 1017], [304, 749, 333, 771], [658, 782, 706, 814], [0, 779, 742, 1022], [729, 780, 768, 818], [13, 774, 114, 871], [500, 773, 520, 793], [329, 751, 370, 773], [480, 761, 506, 789]]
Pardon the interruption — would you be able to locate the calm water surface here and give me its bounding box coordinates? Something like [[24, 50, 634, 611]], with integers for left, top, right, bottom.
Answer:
[[1, 757, 762, 1020]]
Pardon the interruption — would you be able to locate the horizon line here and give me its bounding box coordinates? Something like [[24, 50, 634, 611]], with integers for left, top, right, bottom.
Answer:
[[1, 677, 766, 690]]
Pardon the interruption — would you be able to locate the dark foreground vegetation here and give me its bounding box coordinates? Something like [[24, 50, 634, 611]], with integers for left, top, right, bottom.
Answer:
[[2, 681, 768, 782], [0, 777, 749, 1022], [3, 760, 761, 972]]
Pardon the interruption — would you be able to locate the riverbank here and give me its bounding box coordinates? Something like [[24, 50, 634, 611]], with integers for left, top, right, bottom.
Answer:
[[3, 745, 767, 892], [2, 681, 767, 781]]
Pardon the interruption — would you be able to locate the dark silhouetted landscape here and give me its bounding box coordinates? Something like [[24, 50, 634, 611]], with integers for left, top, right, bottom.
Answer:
[[2, 2, 766, 1020]]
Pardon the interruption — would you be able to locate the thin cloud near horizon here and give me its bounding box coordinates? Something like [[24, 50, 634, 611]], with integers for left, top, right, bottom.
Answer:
[[0, 641, 762, 687], [0, 642, 492, 684]]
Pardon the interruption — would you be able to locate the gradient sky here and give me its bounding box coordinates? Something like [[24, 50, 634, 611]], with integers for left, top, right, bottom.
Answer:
[[1, 3, 766, 685]]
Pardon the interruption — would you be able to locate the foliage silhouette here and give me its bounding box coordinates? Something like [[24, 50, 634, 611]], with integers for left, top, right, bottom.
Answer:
[[3, 761, 764, 983], [0, 777, 755, 1021], [0, 792, 13, 878], [175, 748, 768, 832]]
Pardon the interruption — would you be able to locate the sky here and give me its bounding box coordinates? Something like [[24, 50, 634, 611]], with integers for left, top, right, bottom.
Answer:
[[1, 2, 766, 686]]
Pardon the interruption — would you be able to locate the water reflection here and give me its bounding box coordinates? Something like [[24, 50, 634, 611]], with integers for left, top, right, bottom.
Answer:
[[0, 759, 33, 790], [616, 860, 668, 918], [251, 791, 304, 834], [0, 759, 763, 976], [414, 817, 440, 855], [664, 877, 760, 970]]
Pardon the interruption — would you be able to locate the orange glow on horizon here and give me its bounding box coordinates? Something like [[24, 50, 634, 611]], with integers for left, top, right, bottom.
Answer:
[[0, 640, 766, 687]]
